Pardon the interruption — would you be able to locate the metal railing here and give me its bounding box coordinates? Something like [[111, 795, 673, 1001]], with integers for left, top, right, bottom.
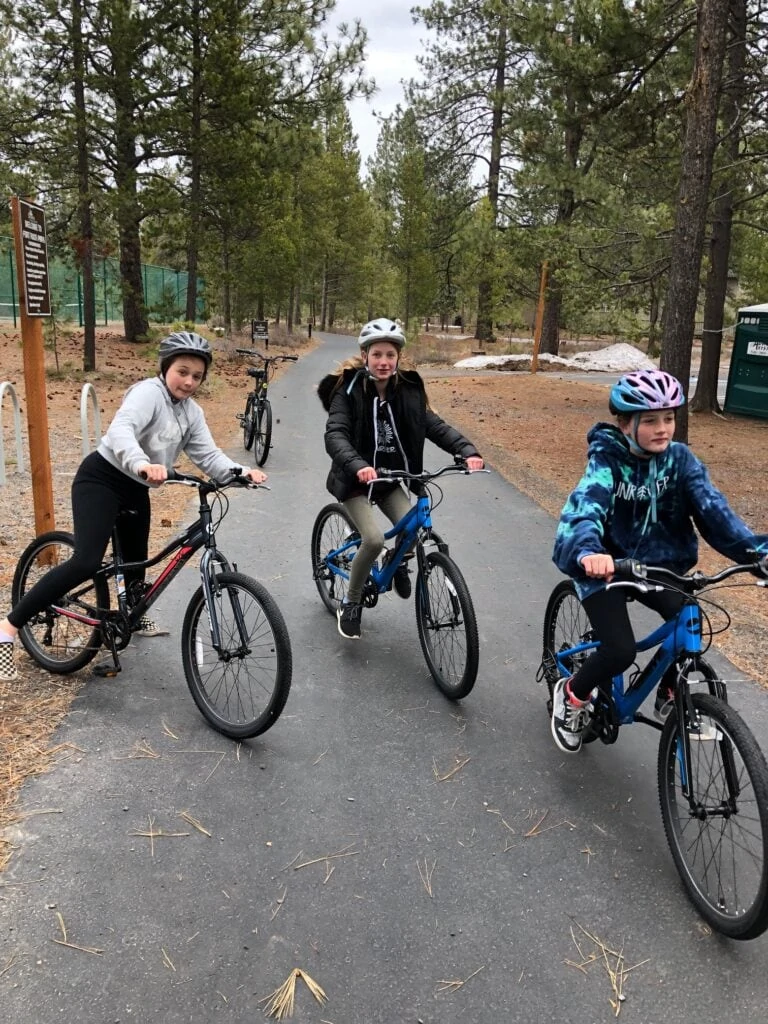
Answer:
[[0, 381, 25, 485], [80, 383, 102, 458]]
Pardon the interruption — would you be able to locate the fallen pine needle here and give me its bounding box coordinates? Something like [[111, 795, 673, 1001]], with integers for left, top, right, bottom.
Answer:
[[567, 922, 650, 1017], [130, 815, 190, 857], [292, 844, 359, 871], [261, 968, 327, 1019], [52, 912, 103, 956], [270, 887, 287, 921], [161, 720, 179, 739], [161, 948, 176, 971], [432, 756, 471, 782], [417, 857, 437, 897], [436, 965, 485, 993], [178, 810, 212, 836]]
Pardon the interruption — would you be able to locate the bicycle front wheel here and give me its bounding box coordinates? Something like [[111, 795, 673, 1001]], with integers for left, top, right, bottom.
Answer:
[[658, 693, 768, 939], [311, 503, 358, 614], [242, 394, 256, 451], [254, 399, 272, 466], [11, 531, 108, 673], [181, 571, 292, 740], [415, 551, 479, 699], [541, 580, 592, 712]]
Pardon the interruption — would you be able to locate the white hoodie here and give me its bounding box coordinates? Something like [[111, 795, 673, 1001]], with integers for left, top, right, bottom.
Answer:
[[97, 376, 246, 484]]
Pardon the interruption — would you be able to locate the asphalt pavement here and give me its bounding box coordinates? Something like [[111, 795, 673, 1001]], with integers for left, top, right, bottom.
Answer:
[[2, 331, 767, 1023]]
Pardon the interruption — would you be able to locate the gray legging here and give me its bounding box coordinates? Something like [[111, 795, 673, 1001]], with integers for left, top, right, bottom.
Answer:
[[344, 487, 412, 603]]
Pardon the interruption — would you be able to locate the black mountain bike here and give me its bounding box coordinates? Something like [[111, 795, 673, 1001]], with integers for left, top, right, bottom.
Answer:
[[235, 349, 298, 466], [12, 471, 292, 740]]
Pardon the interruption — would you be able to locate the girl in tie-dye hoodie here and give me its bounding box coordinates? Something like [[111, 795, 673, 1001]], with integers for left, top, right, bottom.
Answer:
[[549, 369, 768, 754]]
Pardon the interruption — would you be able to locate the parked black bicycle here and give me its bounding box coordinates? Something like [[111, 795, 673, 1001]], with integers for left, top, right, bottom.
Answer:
[[235, 349, 298, 466], [11, 470, 292, 740]]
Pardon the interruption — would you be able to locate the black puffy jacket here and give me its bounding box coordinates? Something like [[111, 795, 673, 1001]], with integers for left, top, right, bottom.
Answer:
[[318, 366, 479, 502]]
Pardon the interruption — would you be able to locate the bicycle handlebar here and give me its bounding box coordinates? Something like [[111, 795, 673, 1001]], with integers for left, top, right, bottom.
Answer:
[[235, 348, 298, 363], [154, 469, 269, 492], [376, 461, 489, 483], [610, 556, 768, 593]]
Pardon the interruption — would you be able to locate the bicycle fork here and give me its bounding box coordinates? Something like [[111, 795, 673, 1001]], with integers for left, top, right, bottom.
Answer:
[[199, 551, 250, 660]]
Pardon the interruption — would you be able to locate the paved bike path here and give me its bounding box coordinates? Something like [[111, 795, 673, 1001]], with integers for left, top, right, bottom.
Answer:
[[2, 332, 767, 1023]]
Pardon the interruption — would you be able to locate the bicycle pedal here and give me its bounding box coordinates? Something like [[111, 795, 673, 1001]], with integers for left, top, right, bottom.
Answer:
[[93, 660, 122, 678]]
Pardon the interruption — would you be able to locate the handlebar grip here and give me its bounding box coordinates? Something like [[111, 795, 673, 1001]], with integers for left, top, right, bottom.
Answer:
[[613, 557, 647, 579]]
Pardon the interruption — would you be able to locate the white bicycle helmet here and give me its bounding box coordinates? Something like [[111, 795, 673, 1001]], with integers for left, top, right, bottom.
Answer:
[[158, 331, 212, 376], [358, 319, 406, 351]]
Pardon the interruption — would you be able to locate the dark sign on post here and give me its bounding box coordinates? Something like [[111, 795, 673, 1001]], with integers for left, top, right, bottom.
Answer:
[[18, 199, 51, 317], [251, 319, 269, 348]]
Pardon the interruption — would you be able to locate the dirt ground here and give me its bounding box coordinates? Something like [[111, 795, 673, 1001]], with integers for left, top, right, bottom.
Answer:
[[1, 325, 767, 872]]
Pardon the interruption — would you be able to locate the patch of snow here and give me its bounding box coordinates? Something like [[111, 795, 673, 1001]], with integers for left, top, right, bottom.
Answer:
[[454, 342, 656, 373]]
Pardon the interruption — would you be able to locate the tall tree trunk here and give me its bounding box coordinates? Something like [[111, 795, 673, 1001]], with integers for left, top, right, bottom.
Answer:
[[185, 0, 202, 324], [691, 0, 746, 414], [71, 0, 96, 370], [475, 20, 506, 344], [660, 0, 730, 440], [320, 257, 329, 330]]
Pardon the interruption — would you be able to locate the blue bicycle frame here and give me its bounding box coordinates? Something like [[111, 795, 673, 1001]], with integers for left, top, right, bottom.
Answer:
[[555, 599, 707, 728], [325, 490, 437, 595]]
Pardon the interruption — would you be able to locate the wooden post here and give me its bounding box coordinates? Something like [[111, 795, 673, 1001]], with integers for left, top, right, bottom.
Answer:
[[530, 260, 549, 374], [10, 196, 56, 536]]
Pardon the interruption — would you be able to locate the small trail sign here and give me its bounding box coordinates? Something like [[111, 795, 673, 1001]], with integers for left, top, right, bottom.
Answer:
[[18, 199, 51, 317], [251, 319, 269, 346]]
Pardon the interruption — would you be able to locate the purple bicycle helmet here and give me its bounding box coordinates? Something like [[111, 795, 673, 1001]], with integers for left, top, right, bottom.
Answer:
[[609, 369, 685, 414]]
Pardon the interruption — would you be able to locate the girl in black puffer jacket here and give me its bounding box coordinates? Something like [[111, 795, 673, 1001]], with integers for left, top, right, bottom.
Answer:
[[317, 318, 484, 640]]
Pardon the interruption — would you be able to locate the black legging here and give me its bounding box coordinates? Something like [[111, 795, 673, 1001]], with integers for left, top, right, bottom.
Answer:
[[9, 451, 150, 628], [568, 582, 687, 702]]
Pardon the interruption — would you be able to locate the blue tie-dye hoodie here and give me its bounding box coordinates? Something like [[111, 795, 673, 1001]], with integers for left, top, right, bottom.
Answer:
[[553, 422, 768, 599]]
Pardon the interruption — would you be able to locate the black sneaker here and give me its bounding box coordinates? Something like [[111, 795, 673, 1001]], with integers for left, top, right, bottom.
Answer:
[[393, 563, 411, 599], [337, 601, 362, 639]]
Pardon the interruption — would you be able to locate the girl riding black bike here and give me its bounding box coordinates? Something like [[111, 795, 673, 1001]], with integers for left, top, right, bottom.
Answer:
[[0, 331, 266, 684]]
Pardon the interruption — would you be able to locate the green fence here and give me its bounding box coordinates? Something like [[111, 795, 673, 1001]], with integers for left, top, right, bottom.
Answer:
[[0, 235, 204, 326]]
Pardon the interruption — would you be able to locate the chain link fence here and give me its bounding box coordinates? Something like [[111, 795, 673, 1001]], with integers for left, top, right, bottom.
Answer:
[[0, 235, 203, 326]]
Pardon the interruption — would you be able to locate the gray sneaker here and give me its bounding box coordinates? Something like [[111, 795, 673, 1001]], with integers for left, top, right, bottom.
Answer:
[[551, 677, 595, 754], [337, 602, 362, 640]]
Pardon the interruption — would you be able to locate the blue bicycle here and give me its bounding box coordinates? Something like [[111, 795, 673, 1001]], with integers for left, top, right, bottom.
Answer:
[[539, 557, 768, 940], [311, 462, 481, 699]]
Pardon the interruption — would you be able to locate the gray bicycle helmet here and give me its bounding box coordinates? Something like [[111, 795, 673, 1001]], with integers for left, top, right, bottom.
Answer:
[[358, 318, 406, 350], [158, 331, 213, 377]]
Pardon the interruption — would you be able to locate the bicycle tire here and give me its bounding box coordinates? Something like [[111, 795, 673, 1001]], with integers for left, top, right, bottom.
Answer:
[[254, 399, 273, 466], [242, 394, 257, 451], [11, 531, 108, 673], [415, 550, 479, 699], [658, 692, 768, 939], [541, 580, 592, 712], [311, 503, 358, 613], [181, 570, 292, 740]]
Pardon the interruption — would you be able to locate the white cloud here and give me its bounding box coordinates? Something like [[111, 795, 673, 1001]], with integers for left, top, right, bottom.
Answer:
[[328, 1, 430, 169]]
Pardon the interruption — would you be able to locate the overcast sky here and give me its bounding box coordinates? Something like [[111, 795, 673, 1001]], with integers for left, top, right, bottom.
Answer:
[[328, 1, 431, 171]]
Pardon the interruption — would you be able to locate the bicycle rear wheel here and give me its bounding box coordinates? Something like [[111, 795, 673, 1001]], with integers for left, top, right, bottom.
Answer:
[[541, 580, 592, 713], [11, 531, 107, 673], [658, 693, 768, 939], [254, 399, 272, 466], [181, 571, 292, 740], [311, 503, 358, 613], [242, 394, 256, 451], [415, 550, 479, 699]]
